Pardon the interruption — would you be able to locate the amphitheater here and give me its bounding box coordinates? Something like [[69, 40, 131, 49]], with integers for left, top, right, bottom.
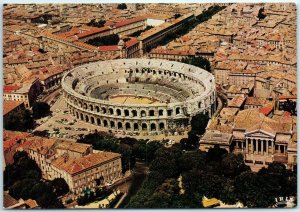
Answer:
[[61, 59, 216, 135]]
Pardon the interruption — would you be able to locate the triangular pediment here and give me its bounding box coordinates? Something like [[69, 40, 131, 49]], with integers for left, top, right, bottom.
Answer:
[[245, 129, 275, 139]]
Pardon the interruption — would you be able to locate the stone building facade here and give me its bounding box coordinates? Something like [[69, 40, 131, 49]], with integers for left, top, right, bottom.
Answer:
[[18, 136, 122, 197], [200, 109, 296, 171]]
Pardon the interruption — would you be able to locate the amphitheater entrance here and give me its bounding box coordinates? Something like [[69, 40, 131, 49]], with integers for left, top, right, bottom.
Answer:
[[142, 123, 148, 131], [150, 123, 156, 131], [125, 123, 131, 130], [118, 122, 123, 129], [159, 123, 165, 130], [104, 120, 108, 127], [134, 123, 139, 131]]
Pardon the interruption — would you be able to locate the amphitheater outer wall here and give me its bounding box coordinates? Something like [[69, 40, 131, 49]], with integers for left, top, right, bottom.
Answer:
[[61, 59, 216, 134]]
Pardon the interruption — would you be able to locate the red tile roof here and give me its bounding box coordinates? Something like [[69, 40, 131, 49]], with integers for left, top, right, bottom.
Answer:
[[125, 37, 139, 47], [3, 101, 24, 116], [105, 16, 146, 28], [98, 45, 119, 51], [25, 199, 38, 209], [3, 85, 20, 94], [259, 105, 273, 116], [278, 95, 297, 99], [76, 26, 110, 39], [52, 152, 121, 175], [3, 130, 30, 151]]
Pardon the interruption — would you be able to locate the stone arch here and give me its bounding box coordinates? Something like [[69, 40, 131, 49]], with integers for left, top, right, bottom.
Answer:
[[76, 111, 79, 119], [150, 123, 156, 131], [125, 122, 131, 130], [134, 123, 139, 131], [95, 106, 100, 112], [89, 104, 93, 111], [109, 108, 114, 115], [102, 107, 107, 114], [158, 109, 164, 116], [149, 110, 155, 116], [198, 102, 202, 108], [97, 118, 101, 126], [159, 122, 165, 130], [85, 115, 89, 122], [116, 109, 122, 116], [141, 110, 146, 117], [124, 109, 129, 116], [176, 107, 180, 115], [132, 110, 137, 117], [110, 121, 115, 128], [117, 122, 123, 129], [83, 103, 87, 109], [80, 113, 84, 120], [142, 123, 147, 131], [91, 116, 95, 124], [103, 120, 108, 127]]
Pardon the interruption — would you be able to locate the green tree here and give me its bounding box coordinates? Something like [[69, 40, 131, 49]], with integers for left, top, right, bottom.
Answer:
[[86, 34, 120, 46], [4, 151, 41, 188], [4, 109, 35, 131], [87, 19, 106, 28], [234, 171, 272, 207], [188, 113, 210, 148], [117, 3, 127, 10], [257, 7, 267, 20], [51, 178, 69, 197], [181, 57, 211, 72], [220, 153, 250, 177], [32, 102, 50, 119], [9, 178, 37, 200], [174, 13, 181, 19]]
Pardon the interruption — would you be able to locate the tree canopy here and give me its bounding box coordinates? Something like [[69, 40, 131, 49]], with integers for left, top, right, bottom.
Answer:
[[117, 3, 127, 10], [126, 145, 296, 208], [4, 151, 68, 208], [78, 132, 164, 173], [32, 101, 51, 119], [86, 34, 120, 46], [184, 113, 210, 149], [258, 7, 267, 20], [4, 109, 35, 131], [181, 57, 211, 72], [87, 19, 106, 28]]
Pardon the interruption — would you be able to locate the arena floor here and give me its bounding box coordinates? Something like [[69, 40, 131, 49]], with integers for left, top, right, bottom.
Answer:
[[109, 95, 162, 105]]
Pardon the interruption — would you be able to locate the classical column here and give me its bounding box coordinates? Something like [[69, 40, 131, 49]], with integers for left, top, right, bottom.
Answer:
[[261, 140, 264, 156], [266, 140, 269, 156], [256, 139, 259, 154], [246, 139, 249, 153], [271, 141, 274, 154]]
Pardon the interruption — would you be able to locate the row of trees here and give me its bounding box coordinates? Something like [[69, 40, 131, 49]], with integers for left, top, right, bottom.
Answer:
[[4, 151, 69, 208], [117, 3, 127, 10], [87, 19, 106, 28], [181, 57, 211, 72], [130, 25, 153, 37], [126, 146, 297, 208], [180, 113, 210, 150], [78, 132, 163, 172], [86, 34, 120, 46], [4, 102, 50, 132], [147, 5, 226, 51]]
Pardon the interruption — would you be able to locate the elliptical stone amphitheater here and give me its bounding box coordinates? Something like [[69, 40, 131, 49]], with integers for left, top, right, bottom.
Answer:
[[62, 59, 216, 135]]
